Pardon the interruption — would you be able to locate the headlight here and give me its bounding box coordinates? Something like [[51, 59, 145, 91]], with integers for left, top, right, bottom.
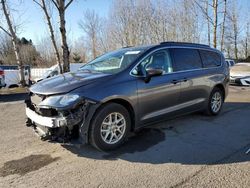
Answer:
[[38, 94, 80, 108], [59, 94, 80, 106]]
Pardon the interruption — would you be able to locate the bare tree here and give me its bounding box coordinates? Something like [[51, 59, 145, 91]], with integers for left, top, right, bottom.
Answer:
[[79, 9, 101, 59], [227, 3, 240, 60], [194, 0, 222, 48], [0, 0, 25, 86], [33, 0, 62, 73], [36, 36, 57, 66], [71, 37, 88, 63], [220, 0, 227, 51], [244, 23, 249, 58], [50, 0, 73, 72], [205, 0, 211, 45], [34, 0, 73, 73], [212, 0, 218, 48]]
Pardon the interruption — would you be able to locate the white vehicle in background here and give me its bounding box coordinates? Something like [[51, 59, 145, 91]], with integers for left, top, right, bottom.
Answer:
[[225, 59, 235, 68], [34, 63, 83, 83], [0, 68, 6, 88], [230, 63, 250, 86], [0, 65, 31, 88]]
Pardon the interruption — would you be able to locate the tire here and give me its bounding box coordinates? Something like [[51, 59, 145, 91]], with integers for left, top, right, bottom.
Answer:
[[89, 103, 131, 151], [205, 87, 224, 116]]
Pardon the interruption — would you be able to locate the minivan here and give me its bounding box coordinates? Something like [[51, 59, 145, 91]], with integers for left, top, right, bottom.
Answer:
[[25, 42, 229, 151]]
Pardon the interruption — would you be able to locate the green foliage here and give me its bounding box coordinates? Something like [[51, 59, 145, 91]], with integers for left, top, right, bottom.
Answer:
[[0, 36, 40, 66], [72, 52, 82, 63]]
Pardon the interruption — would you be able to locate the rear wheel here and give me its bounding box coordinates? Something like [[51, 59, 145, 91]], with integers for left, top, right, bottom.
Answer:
[[205, 87, 224, 116], [89, 103, 131, 151]]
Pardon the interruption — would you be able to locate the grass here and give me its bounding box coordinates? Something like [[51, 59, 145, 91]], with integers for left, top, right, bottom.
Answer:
[[0, 87, 28, 95]]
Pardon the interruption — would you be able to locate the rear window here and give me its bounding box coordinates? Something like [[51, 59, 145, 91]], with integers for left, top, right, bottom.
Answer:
[[200, 50, 221, 68], [172, 48, 202, 71]]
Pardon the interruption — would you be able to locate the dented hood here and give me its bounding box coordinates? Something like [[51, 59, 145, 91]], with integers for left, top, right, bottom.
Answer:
[[30, 71, 110, 95]]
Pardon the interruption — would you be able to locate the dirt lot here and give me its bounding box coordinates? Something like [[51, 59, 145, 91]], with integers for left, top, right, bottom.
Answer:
[[0, 86, 250, 188]]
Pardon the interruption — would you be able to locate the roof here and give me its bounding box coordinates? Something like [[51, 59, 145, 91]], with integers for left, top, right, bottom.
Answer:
[[159, 41, 210, 49]]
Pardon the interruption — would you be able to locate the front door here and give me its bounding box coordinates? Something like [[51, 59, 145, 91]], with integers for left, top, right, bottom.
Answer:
[[133, 49, 182, 125]]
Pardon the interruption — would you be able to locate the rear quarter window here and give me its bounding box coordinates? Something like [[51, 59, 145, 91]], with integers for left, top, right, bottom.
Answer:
[[171, 48, 202, 71], [200, 50, 221, 68]]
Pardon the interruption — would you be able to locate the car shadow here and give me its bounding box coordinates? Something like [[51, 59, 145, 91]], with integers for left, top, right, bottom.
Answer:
[[63, 102, 250, 165], [0, 93, 28, 102]]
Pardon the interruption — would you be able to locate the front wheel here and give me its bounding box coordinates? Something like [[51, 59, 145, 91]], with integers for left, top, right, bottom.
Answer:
[[89, 103, 131, 151], [205, 87, 224, 116]]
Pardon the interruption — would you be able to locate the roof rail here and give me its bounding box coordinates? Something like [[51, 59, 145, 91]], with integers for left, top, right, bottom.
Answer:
[[160, 41, 210, 48], [122, 46, 134, 48]]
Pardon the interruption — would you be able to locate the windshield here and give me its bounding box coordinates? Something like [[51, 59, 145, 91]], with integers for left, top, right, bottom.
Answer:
[[42, 70, 53, 78], [79, 48, 145, 74]]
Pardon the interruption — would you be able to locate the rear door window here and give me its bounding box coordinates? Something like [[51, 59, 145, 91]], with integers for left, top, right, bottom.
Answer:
[[200, 50, 221, 68], [171, 48, 202, 71]]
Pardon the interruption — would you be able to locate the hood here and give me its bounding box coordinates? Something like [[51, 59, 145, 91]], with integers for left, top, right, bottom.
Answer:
[[230, 71, 250, 77], [30, 71, 111, 95], [230, 64, 250, 77]]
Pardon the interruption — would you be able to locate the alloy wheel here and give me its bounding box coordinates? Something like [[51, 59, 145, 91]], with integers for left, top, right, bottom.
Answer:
[[100, 112, 126, 144], [211, 91, 222, 113]]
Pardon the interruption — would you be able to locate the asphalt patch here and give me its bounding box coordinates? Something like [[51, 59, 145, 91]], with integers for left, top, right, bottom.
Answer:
[[0, 154, 60, 177]]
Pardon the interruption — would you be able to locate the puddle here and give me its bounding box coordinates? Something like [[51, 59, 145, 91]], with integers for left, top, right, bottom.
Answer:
[[0, 154, 60, 177], [102, 128, 165, 159]]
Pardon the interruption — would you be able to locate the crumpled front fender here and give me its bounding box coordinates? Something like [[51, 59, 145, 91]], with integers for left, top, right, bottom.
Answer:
[[78, 101, 101, 144]]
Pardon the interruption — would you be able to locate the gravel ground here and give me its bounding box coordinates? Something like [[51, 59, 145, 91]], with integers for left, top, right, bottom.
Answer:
[[0, 86, 249, 188]]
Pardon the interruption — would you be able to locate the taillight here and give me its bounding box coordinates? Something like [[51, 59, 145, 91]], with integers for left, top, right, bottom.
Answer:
[[0, 70, 4, 76]]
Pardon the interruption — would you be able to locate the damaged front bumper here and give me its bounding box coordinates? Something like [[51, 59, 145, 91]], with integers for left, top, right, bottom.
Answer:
[[25, 94, 99, 143], [26, 107, 69, 128]]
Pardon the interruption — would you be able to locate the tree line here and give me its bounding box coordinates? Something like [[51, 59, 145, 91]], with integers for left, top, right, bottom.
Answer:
[[0, 0, 249, 86], [80, 0, 250, 61]]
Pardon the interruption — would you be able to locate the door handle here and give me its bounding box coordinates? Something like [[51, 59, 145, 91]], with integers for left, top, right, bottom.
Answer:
[[182, 78, 188, 82], [171, 80, 179, 84], [171, 78, 188, 84]]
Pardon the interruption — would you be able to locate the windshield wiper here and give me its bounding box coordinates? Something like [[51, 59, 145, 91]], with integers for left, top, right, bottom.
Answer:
[[79, 69, 92, 73]]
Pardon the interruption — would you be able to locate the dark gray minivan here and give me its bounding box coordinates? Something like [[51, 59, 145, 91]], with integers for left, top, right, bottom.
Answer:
[[25, 42, 229, 150]]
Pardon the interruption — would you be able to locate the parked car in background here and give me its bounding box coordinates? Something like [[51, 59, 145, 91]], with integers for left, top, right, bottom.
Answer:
[[34, 63, 83, 83], [25, 42, 229, 151], [0, 65, 31, 88], [225, 59, 235, 68], [0, 68, 6, 89], [230, 63, 250, 86]]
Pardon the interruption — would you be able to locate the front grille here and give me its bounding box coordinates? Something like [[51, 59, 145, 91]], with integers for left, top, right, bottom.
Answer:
[[38, 108, 58, 117], [26, 93, 58, 117]]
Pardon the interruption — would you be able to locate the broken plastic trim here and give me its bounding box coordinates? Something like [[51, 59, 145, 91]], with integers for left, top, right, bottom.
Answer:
[[26, 99, 99, 143]]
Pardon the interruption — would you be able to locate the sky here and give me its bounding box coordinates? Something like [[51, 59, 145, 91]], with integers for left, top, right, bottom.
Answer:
[[11, 0, 112, 45], [3, 0, 250, 46]]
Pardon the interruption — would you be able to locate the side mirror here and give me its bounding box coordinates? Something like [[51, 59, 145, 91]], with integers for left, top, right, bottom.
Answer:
[[144, 68, 163, 83]]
